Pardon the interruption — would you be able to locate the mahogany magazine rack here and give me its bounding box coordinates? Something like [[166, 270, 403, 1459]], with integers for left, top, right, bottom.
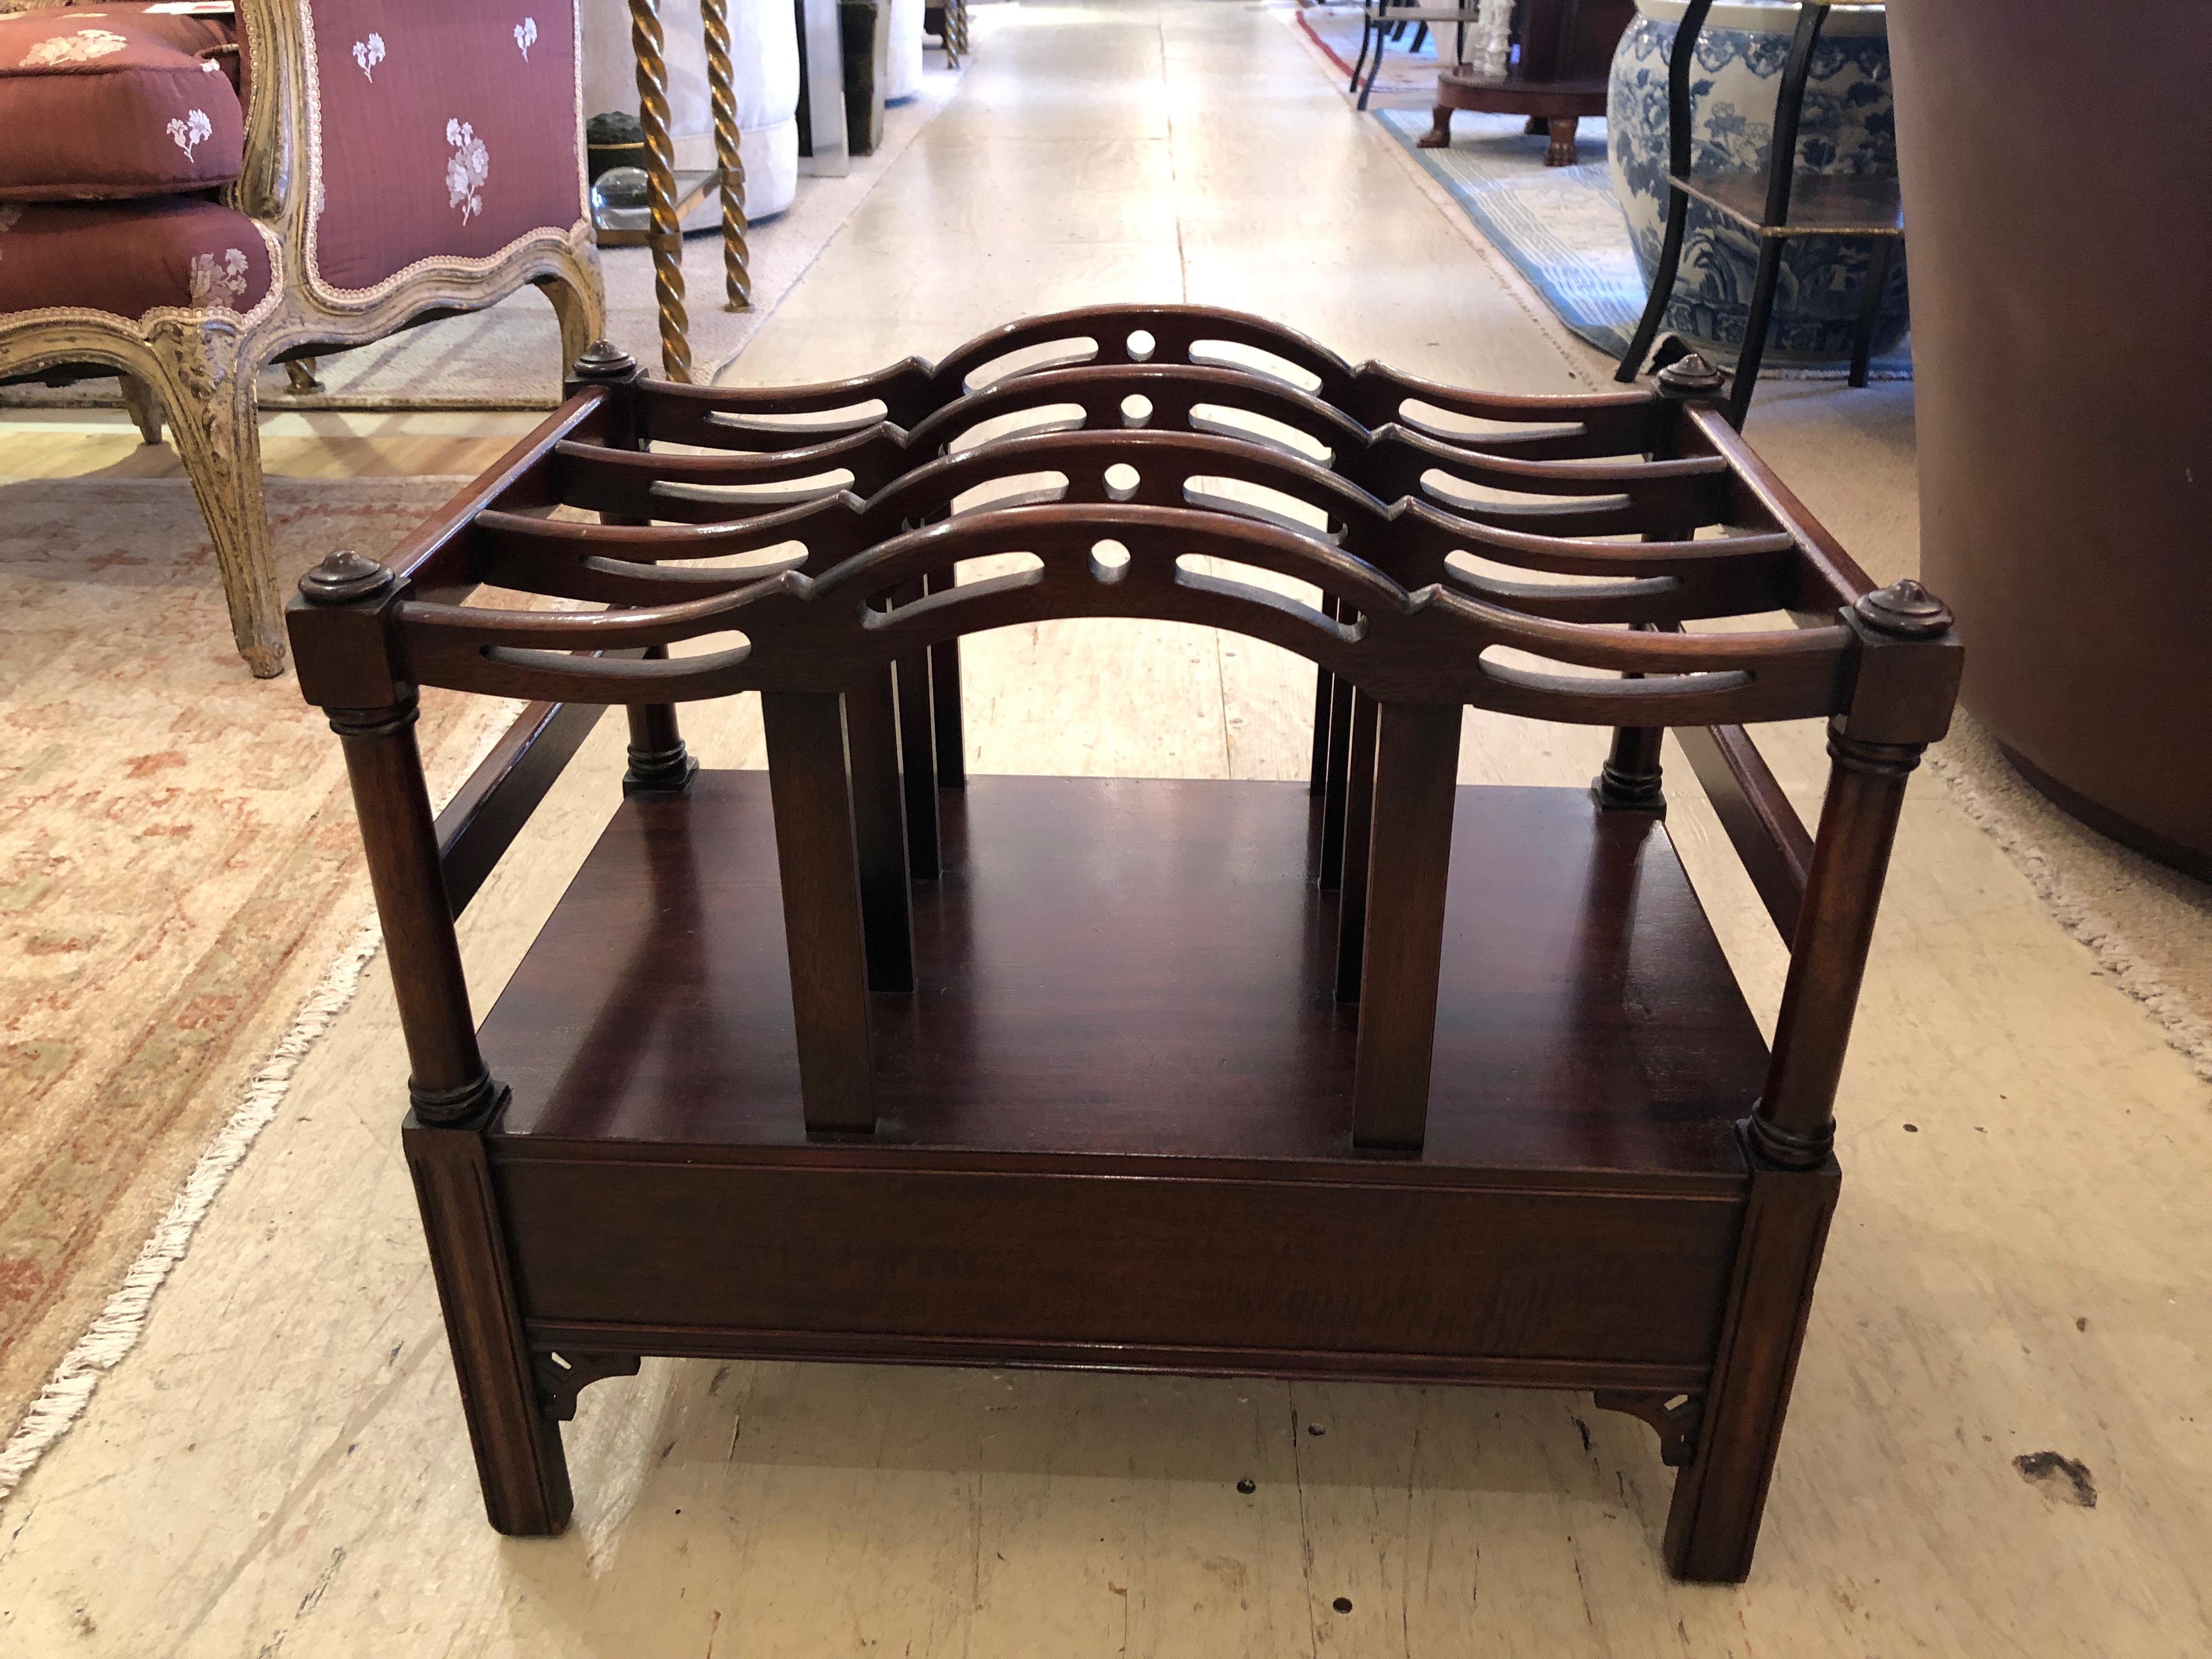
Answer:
[[287, 306, 1961, 1582]]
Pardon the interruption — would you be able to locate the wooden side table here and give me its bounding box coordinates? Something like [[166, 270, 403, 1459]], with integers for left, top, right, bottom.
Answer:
[[1418, 0, 1633, 165]]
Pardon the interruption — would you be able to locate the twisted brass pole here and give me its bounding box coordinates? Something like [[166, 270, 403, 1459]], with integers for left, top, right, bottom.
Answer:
[[629, 0, 692, 381], [951, 0, 970, 62], [699, 0, 752, 311]]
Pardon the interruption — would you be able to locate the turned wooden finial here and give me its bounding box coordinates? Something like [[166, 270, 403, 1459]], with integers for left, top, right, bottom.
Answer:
[[298, 549, 394, 605], [1854, 578, 1954, 638], [1655, 351, 1728, 401], [570, 338, 640, 382]]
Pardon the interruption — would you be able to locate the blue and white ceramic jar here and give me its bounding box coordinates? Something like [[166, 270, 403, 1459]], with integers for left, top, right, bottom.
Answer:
[[1606, 0, 1909, 364]]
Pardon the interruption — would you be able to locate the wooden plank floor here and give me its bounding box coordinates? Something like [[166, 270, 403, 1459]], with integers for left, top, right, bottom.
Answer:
[[1, 4, 2206, 1654]]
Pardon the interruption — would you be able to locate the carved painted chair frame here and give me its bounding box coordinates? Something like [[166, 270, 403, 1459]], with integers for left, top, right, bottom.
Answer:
[[0, 0, 603, 676]]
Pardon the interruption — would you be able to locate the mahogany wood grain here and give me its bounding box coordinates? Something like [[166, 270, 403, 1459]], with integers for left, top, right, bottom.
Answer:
[[923, 569, 967, 787], [484, 774, 1765, 1179], [1358, 705, 1465, 1150], [894, 619, 941, 880], [1334, 690, 1379, 1002], [1662, 1153, 1838, 1581], [843, 668, 915, 994], [759, 691, 877, 1133], [405, 1115, 572, 1535]]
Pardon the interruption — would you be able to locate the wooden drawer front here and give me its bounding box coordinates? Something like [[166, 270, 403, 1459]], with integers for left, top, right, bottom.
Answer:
[[498, 1159, 1743, 1374]]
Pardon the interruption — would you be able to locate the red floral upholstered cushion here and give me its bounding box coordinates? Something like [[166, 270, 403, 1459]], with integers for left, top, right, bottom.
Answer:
[[0, 197, 273, 317], [305, 0, 584, 294], [0, 4, 244, 200]]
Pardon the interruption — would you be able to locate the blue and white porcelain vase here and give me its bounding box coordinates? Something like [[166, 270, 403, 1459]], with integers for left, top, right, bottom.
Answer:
[[1606, 0, 1909, 364]]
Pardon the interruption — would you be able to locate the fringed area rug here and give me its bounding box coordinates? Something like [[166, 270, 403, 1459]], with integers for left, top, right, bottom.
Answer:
[[0, 476, 515, 1489], [1931, 713, 2212, 1086]]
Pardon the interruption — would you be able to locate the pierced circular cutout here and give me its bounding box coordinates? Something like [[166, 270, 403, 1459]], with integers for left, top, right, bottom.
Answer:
[[1089, 539, 1131, 583], [1126, 329, 1156, 363], [1120, 392, 1153, 427], [1103, 463, 1141, 501]]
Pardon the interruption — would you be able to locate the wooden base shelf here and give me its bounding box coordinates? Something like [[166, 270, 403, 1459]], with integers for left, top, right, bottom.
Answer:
[[479, 772, 1760, 1390], [488, 772, 1762, 1181]]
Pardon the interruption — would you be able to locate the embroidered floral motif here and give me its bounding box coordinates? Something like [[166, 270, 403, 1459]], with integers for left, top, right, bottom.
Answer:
[[514, 17, 537, 60], [166, 109, 213, 161], [21, 27, 128, 67], [352, 31, 385, 80], [444, 117, 489, 223], [188, 246, 250, 309]]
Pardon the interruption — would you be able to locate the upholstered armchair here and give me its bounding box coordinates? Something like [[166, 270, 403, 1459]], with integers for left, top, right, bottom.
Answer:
[[0, 1, 602, 677]]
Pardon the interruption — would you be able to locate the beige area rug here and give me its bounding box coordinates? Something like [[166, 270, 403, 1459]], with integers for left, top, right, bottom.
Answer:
[[0, 69, 964, 415], [1929, 713, 2212, 1081], [0, 476, 511, 1480]]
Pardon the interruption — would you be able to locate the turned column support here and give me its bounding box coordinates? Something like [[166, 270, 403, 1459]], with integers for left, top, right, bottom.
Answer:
[[569, 341, 697, 795], [296, 552, 500, 1126], [1750, 580, 1959, 1168]]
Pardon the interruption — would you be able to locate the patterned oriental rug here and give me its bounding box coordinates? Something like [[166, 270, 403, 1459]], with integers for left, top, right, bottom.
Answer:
[[0, 477, 514, 1480]]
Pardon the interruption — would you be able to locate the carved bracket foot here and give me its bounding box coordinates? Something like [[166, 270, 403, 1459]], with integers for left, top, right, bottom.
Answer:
[[534, 1350, 643, 1422], [1594, 1389, 1705, 1468]]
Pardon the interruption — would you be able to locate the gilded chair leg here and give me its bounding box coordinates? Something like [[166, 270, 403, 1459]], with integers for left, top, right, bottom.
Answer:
[[535, 253, 607, 373], [119, 374, 164, 445], [148, 324, 285, 678]]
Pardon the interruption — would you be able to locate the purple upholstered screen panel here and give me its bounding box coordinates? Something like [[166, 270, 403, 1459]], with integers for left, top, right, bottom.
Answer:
[[302, 0, 584, 296]]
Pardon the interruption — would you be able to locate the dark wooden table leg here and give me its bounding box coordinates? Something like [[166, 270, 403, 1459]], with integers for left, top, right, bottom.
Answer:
[[762, 689, 877, 1134], [1351, 701, 1462, 1150], [1543, 112, 1580, 166]]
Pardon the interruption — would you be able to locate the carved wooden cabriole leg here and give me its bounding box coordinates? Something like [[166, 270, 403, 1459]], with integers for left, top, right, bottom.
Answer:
[[119, 374, 165, 445], [1543, 114, 1580, 166], [1417, 106, 1453, 149], [534, 244, 608, 373], [283, 357, 324, 395], [144, 315, 285, 677]]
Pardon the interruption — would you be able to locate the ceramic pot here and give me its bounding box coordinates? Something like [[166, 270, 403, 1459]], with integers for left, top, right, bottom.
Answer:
[[1892, 0, 2212, 872], [1606, 0, 1908, 363]]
